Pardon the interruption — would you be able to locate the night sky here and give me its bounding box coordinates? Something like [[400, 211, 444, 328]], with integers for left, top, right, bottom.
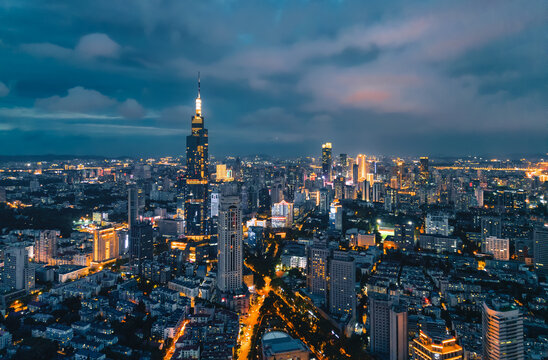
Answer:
[[0, 0, 546, 158]]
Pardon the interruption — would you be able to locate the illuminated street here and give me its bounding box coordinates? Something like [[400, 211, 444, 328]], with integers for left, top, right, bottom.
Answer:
[[164, 320, 189, 360]]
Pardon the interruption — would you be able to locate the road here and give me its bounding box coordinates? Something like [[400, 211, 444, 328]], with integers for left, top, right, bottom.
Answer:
[[237, 277, 271, 360], [164, 319, 189, 360]]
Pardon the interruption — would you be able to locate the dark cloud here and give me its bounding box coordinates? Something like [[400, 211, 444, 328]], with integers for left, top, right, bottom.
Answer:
[[0, 0, 545, 157]]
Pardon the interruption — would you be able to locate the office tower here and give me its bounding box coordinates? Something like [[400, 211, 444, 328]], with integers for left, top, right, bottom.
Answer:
[[3, 246, 34, 291], [369, 293, 392, 356], [359, 180, 370, 202], [271, 200, 294, 228], [412, 330, 463, 360], [481, 216, 502, 242], [356, 154, 367, 181], [484, 236, 510, 261], [35, 230, 59, 264], [333, 175, 345, 200], [319, 187, 330, 215], [270, 181, 284, 204], [385, 188, 398, 213], [128, 186, 144, 230], [352, 164, 359, 184], [329, 251, 356, 318], [372, 182, 383, 202], [210, 192, 220, 217], [389, 305, 408, 360], [329, 200, 342, 230], [482, 298, 524, 360], [93, 227, 119, 263], [130, 221, 154, 274], [321, 142, 333, 181], [306, 245, 330, 304], [425, 213, 450, 236], [339, 153, 348, 177], [533, 225, 548, 275], [394, 222, 414, 251], [217, 189, 243, 293], [419, 156, 429, 183], [184, 75, 210, 238]]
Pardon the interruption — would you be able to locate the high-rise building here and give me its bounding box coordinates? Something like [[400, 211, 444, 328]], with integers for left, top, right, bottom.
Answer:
[[328, 251, 356, 318], [217, 190, 243, 293], [271, 200, 294, 228], [185, 75, 210, 239], [356, 154, 367, 182], [533, 225, 548, 275], [352, 163, 359, 184], [484, 236, 510, 261], [329, 200, 343, 231], [389, 305, 408, 360], [394, 222, 414, 251], [93, 227, 119, 263], [35, 230, 59, 264], [3, 246, 34, 291], [128, 186, 144, 230], [321, 143, 333, 181], [306, 245, 330, 304], [333, 175, 345, 200], [419, 157, 429, 183], [339, 153, 348, 177], [130, 221, 154, 274], [481, 216, 502, 242], [369, 293, 392, 356], [482, 298, 524, 360], [412, 330, 463, 360], [319, 187, 330, 215]]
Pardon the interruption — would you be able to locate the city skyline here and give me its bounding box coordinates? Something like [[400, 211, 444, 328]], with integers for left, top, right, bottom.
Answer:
[[0, 0, 546, 157]]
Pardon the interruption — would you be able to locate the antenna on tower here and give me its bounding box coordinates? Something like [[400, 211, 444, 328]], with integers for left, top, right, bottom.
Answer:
[[198, 71, 201, 98]]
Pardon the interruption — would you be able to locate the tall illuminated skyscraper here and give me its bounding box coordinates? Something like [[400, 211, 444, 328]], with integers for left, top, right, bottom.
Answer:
[[184, 75, 210, 239], [93, 227, 119, 263], [321, 143, 333, 181], [356, 154, 367, 182]]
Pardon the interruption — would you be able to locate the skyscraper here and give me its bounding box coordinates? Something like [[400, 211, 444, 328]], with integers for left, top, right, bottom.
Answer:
[[389, 305, 408, 360], [35, 230, 59, 264], [321, 143, 333, 181], [306, 245, 330, 304], [356, 154, 367, 182], [533, 225, 548, 275], [369, 293, 392, 356], [3, 246, 34, 291], [93, 227, 119, 263], [328, 251, 356, 318], [130, 221, 154, 274], [217, 188, 243, 293], [419, 156, 429, 183], [128, 186, 144, 230], [482, 298, 524, 360], [185, 75, 210, 239]]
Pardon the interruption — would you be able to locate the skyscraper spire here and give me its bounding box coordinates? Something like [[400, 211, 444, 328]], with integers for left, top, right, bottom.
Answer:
[[195, 71, 202, 116]]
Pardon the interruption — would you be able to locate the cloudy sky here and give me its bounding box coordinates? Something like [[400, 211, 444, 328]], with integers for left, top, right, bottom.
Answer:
[[0, 0, 546, 157]]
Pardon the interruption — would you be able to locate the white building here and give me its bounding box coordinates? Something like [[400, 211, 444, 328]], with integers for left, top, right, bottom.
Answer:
[[482, 298, 524, 360], [425, 213, 450, 236], [271, 200, 294, 228], [484, 237, 510, 261]]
